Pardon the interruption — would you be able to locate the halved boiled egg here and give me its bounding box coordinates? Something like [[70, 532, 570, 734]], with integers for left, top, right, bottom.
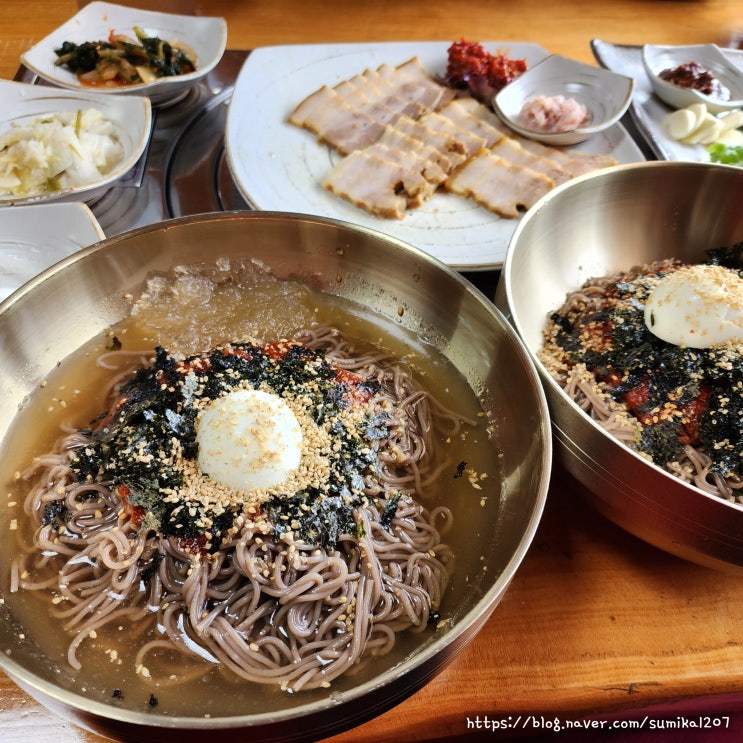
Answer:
[[196, 388, 303, 491], [644, 264, 743, 348]]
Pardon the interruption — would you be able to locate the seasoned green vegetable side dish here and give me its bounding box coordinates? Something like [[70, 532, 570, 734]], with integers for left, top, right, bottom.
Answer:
[[54, 27, 196, 86]]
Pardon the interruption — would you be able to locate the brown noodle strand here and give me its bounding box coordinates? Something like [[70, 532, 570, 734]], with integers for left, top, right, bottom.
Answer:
[[540, 261, 743, 504], [12, 326, 461, 691]]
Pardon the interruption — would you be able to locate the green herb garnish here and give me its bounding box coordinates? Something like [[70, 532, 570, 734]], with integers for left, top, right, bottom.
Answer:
[[708, 142, 743, 166]]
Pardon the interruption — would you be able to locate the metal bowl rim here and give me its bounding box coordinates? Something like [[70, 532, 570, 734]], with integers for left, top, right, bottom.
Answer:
[[0, 209, 552, 729], [503, 159, 743, 516]]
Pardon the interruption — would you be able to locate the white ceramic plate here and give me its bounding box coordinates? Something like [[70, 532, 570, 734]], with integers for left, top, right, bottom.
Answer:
[[20, 1, 227, 106], [592, 39, 743, 162], [225, 42, 646, 270], [0, 202, 104, 301], [0, 79, 152, 206]]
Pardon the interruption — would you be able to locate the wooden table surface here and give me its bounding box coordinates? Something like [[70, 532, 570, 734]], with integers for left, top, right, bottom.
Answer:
[[2, 1, 743, 741]]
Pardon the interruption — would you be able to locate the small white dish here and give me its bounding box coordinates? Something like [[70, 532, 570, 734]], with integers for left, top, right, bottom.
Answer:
[[0, 202, 104, 302], [20, 1, 227, 106], [0, 79, 152, 206], [492, 54, 634, 146], [642, 43, 743, 114], [593, 39, 743, 163]]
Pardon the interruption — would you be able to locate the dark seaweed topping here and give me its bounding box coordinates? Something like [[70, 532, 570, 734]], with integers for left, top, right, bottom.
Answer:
[[266, 489, 360, 551], [379, 492, 401, 530], [72, 347, 187, 518], [698, 381, 743, 476], [706, 241, 743, 270], [265, 408, 378, 551], [69, 341, 391, 550], [139, 551, 162, 584], [41, 499, 68, 527], [549, 311, 573, 335], [639, 419, 686, 466], [364, 412, 389, 441], [551, 262, 743, 477]]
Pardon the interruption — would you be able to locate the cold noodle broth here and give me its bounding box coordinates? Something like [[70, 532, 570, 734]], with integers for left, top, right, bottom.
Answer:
[[0, 258, 501, 717]]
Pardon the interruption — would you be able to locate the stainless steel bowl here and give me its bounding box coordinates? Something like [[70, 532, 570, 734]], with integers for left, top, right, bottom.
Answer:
[[0, 212, 551, 742], [496, 160, 743, 573]]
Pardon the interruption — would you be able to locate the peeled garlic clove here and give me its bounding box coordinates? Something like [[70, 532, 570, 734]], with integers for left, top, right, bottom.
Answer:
[[717, 127, 743, 145], [687, 103, 708, 129], [698, 121, 725, 145], [664, 108, 697, 140], [680, 112, 721, 144], [718, 109, 743, 133]]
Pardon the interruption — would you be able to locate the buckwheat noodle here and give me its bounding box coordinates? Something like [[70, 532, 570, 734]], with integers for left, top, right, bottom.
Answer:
[[11, 326, 463, 691], [540, 260, 743, 504]]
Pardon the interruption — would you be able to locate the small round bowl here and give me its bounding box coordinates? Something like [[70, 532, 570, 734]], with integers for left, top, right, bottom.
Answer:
[[0, 212, 551, 741], [492, 54, 634, 146], [642, 43, 743, 114], [0, 79, 151, 206], [497, 161, 743, 573], [20, 1, 227, 106]]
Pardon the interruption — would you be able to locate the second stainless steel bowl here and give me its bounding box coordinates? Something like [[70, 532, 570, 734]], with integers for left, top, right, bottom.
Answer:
[[498, 160, 743, 572]]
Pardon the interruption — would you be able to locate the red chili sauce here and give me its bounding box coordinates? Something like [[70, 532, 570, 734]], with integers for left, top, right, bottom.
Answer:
[[658, 61, 731, 101], [445, 40, 527, 101]]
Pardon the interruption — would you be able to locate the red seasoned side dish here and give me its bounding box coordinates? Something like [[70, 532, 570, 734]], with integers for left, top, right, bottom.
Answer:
[[445, 39, 527, 101]]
